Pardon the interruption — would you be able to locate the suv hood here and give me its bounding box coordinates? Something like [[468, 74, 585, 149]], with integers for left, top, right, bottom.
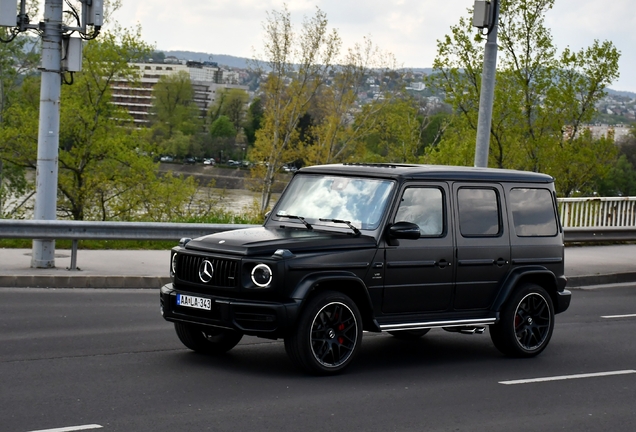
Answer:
[[184, 226, 377, 256]]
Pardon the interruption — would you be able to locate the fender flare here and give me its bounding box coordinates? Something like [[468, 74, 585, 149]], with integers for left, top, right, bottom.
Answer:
[[491, 266, 559, 313], [290, 271, 378, 330]]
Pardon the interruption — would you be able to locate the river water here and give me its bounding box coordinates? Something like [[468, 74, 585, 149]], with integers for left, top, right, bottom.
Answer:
[[205, 188, 280, 215]]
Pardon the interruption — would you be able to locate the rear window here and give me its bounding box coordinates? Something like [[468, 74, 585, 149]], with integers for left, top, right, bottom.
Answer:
[[509, 188, 558, 237]]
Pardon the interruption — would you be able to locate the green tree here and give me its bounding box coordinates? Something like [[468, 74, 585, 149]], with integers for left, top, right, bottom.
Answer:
[[596, 128, 636, 196], [427, 0, 620, 195], [0, 75, 40, 218], [250, 5, 341, 214], [208, 88, 249, 132], [0, 26, 208, 221], [243, 97, 263, 146], [360, 96, 424, 163], [304, 37, 400, 165], [209, 115, 236, 138], [151, 71, 201, 139]]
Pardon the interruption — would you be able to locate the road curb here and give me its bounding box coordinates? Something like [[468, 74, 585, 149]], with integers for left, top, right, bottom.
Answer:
[[0, 275, 171, 289], [566, 272, 636, 288]]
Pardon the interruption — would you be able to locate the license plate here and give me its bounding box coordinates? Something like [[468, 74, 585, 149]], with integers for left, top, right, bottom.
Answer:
[[176, 294, 212, 311]]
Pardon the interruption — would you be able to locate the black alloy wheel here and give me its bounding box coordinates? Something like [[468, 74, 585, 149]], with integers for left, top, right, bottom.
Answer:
[[174, 322, 243, 354], [285, 291, 362, 375], [490, 283, 554, 357]]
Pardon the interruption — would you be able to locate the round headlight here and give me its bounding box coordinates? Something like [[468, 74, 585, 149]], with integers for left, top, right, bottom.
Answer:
[[251, 264, 273, 288], [171, 253, 178, 275]]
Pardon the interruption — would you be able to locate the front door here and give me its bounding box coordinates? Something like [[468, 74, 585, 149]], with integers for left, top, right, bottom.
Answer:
[[382, 183, 454, 314]]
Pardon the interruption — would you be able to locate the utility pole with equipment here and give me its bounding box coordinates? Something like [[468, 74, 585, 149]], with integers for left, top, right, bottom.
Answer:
[[0, 0, 102, 268]]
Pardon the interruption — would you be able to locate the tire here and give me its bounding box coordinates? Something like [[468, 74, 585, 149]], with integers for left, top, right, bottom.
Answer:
[[388, 329, 431, 340], [490, 283, 555, 357], [284, 291, 363, 375], [174, 322, 243, 354]]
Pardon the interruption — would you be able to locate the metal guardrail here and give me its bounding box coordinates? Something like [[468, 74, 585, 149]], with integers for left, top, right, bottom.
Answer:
[[0, 219, 259, 270], [1, 219, 635, 271]]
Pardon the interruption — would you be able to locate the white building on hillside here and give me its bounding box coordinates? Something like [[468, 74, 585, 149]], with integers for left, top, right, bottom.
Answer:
[[110, 61, 248, 125]]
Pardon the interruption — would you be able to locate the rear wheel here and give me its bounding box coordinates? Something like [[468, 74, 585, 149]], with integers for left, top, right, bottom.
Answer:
[[490, 283, 554, 357], [285, 291, 362, 375], [388, 329, 431, 340], [174, 322, 243, 354]]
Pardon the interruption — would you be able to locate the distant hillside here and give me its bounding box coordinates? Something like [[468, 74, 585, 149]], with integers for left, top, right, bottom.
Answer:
[[158, 50, 634, 98], [606, 88, 636, 99]]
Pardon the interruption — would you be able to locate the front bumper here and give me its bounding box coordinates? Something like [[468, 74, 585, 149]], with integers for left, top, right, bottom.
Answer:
[[160, 283, 301, 338]]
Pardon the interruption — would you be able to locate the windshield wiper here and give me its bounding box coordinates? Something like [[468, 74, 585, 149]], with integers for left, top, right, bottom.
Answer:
[[277, 214, 313, 230], [319, 218, 361, 236]]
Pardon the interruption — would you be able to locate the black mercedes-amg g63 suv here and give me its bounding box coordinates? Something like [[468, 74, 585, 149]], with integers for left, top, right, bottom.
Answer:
[[160, 163, 571, 374]]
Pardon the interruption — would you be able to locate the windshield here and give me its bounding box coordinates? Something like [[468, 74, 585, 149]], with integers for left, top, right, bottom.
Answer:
[[273, 174, 395, 231]]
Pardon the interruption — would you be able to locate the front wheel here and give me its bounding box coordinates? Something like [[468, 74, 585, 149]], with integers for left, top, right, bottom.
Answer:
[[490, 283, 555, 357], [174, 322, 243, 354], [285, 291, 363, 375]]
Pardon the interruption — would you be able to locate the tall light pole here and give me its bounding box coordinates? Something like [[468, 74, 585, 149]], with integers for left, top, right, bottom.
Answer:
[[31, 0, 63, 268], [473, 0, 500, 168]]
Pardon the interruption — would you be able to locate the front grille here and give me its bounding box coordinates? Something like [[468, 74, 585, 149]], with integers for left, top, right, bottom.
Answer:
[[176, 254, 239, 288]]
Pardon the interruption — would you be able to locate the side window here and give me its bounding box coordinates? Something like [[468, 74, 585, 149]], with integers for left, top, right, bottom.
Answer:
[[509, 188, 558, 237], [457, 188, 501, 236], [395, 187, 444, 236]]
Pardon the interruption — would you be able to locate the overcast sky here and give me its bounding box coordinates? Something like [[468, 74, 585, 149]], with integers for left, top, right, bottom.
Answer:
[[113, 0, 636, 93]]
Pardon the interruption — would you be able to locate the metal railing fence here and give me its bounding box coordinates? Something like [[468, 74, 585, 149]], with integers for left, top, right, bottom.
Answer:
[[2, 196, 636, 270], [559, 197, 636, 228]]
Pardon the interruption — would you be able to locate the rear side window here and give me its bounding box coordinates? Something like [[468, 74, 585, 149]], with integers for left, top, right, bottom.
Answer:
[[457, 188, 501, 236], [509, 188, 558, 237]]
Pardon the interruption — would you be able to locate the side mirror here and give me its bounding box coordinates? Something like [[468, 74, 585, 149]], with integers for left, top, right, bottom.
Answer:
[[387, 221, 421, 243]]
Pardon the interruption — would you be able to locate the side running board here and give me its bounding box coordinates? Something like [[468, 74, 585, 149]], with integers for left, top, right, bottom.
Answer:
[[379, 318, 496, 332]]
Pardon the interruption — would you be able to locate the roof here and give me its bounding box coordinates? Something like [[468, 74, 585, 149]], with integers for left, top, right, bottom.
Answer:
[[298, 163, 554, 183]]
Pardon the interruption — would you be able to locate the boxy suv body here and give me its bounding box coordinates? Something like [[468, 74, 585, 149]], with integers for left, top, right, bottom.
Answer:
[[160, 164, 571, 374]]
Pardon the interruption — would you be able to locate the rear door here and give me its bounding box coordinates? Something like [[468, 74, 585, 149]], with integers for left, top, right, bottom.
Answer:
[[452, 183, 511, 310]]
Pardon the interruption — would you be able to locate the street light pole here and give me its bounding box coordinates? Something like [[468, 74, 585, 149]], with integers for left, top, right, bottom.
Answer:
[[474, 0, 500, 168], [31, 0, 63, 268]]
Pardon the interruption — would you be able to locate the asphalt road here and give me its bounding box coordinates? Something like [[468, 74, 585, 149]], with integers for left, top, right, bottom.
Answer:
[[1, 286, 635, 432]]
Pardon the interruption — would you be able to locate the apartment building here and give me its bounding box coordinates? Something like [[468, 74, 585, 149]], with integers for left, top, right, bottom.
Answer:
[[110, 61, 247, 125]]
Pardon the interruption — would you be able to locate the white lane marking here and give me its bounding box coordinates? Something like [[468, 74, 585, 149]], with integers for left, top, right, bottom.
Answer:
[[27, 425, 103, 432], [601, 314, 636, 319], [499, 370, 636, 385]]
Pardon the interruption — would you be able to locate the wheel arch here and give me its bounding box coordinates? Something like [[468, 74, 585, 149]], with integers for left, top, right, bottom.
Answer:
[[492, 266, 559, 314], [290, 272, 378, 332]]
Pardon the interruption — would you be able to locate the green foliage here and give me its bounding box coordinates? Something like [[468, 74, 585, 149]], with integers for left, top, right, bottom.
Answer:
[[208, 88, 249, 132], [244, 97, 263, 145], [360, 96, 423, 163], [151, 71, 202, 139], [209, 115, 237, 138], [595, 155, 636, 196], [0, 25, 243, 222], [303, 37, 400, 166], [250, 5, 341, 214], [427, 0, 621, 195], [595, 132, 636, 196]]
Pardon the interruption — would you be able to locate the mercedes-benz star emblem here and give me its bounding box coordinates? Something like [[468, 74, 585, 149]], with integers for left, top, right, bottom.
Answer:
[[198, 260, 214, 283]]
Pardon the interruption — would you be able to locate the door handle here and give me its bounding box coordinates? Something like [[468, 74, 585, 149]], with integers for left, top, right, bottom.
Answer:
[[495, 258, 508, 267], [436, 259, 451, 269]]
